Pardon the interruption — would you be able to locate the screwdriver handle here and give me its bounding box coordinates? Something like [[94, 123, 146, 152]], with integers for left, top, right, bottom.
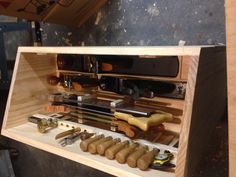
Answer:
[[137, 148, 160, 170], [97, 138, 121, 155], [88, 136, 113, 154], [127, 145, 148, 168], [105, 140, 129, 160], [80, 134, 104, 152], [115, 143, 139, 164]]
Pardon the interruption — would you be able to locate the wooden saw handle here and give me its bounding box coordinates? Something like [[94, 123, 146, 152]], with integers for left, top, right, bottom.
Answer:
[[114, 110, 173, 131], [105, 140, 129, 160], [115, 143, 139, 164], [88, 136, 112, 154], [80, 134, 104, 152], [137, 148, 160, 170], [116, 121, 139, 138], [97, 138, 121, 155], [127, 145, 148, 168]]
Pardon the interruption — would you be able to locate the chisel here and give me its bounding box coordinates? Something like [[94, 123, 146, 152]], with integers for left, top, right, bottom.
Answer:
[[115, 143, 139, 164], [137, 148, 160, 170], [80, 134, 104, 152], [88, 136, 113, 154], [127, 145, 148, 168], [97, 138, 121, 155], [105, 140, 129, 160]]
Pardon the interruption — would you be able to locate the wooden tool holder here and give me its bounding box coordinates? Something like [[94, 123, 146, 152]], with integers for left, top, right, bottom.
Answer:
[[1, 46, 226, 177]]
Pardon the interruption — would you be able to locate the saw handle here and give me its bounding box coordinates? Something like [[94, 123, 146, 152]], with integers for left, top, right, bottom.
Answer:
[[116, 121, 139, 138], [114, 110, 173, 131]]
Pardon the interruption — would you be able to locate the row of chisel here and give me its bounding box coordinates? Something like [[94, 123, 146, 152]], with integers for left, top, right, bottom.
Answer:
[[79, 134, 175, 171], [30, 115, 176, 171]]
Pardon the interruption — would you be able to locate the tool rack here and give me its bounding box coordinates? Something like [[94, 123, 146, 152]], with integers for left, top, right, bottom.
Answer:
[[1, 46, 226, 177]]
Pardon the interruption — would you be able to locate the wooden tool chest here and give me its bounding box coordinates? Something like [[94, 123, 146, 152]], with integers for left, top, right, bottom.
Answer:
[[1, 46, 226, 177]]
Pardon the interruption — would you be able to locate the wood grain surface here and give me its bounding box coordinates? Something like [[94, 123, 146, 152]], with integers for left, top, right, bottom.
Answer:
[[225, 0, 236, 176]]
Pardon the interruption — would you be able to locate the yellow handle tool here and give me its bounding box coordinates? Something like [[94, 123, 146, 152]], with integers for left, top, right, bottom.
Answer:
[[114, 110, 173, 131]]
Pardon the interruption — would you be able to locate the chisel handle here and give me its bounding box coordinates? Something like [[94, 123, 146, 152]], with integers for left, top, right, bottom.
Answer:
[[105, 140, 129, 160], [115, 143, 139, 164], [80, 135, 104, 152], [88, 136, 113, 154], [137, 148, 160, 170], [97, 138, 121, 155], [127, 146, 148, 168]]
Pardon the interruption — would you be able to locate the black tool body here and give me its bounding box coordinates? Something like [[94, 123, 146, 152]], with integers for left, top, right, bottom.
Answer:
[[99, 76, 184, 100], [97, 55, 179, 77]]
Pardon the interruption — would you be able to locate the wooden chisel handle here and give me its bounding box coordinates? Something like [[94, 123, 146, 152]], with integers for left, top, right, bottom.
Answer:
[[115, 143, 139, 164], [127, 146, 148, 168], [105, 140, 129, 160], [80, 135, 104, 152], [88, 136, 113, 154], [137, 148, 160, 170], [97, 138, 121, 155]]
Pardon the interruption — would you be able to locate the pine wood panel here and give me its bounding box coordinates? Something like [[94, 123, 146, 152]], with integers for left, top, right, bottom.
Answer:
[[175, 55, 199, 177], [2, 53, 57, 129], [180, 56, 191, 80], [176, 47, 226, 177], [17, 46, 202, 56], [225, 0, 236, 176]]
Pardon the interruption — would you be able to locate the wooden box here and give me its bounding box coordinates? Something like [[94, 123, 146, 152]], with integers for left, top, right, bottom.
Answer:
[[1, 46, 226, 177]]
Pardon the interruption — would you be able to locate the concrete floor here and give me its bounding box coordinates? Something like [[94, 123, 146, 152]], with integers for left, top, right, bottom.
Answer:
[[0, 0, 227, 177], [41, 0, 225, 46]]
